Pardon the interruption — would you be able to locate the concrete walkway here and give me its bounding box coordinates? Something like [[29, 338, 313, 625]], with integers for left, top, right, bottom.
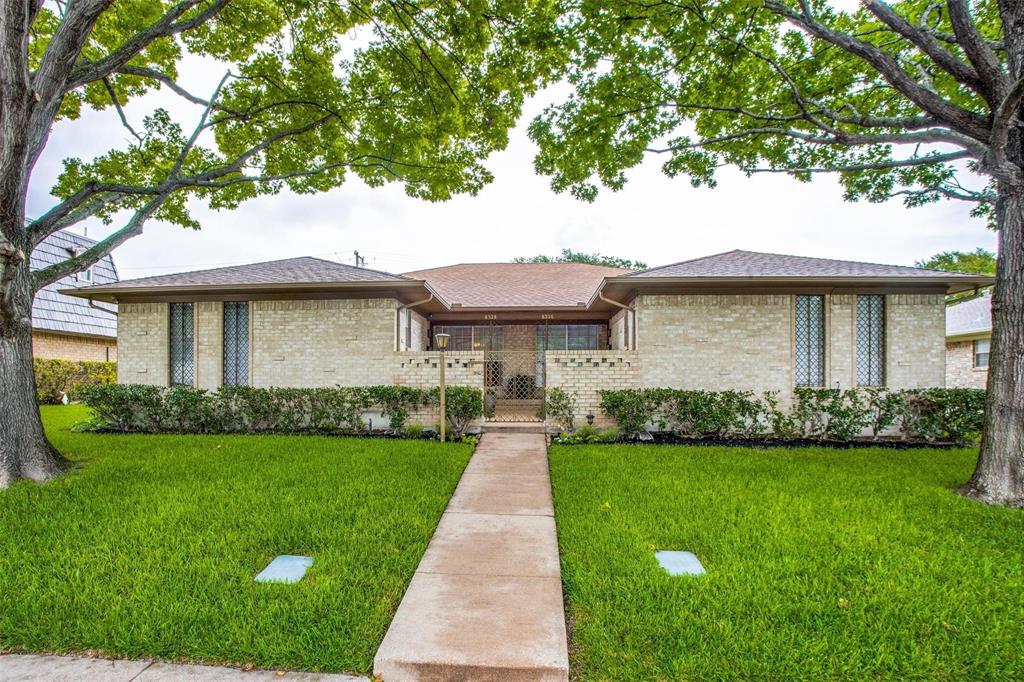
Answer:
[[0, 654, 365, 681], [373, 432, 569, 681]]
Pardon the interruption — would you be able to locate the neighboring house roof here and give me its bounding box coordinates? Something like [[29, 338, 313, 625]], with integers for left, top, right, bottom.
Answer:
[[404, 262, 628, 309], [947, 293, 992, 338], [629, 249, 984, 280], [30, 230, 118, 339]]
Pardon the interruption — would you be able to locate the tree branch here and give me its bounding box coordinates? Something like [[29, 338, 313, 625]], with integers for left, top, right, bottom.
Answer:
[[28, 0, 115, 166], [648, 126, 986, 155], [944, 0, 1008, 102], [65, 0, 228, 91], [32, 197, 163, 292], [738, 149, 973, 174], [764, 0, 991, 142], [862, 0, 985, 98], [115, 65, 241, 115], [102, 77, 143, 143], [984, 76, 1024, 185]]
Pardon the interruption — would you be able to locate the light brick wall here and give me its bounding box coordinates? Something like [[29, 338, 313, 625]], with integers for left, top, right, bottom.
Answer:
[[251, 299, 397, 387], [195, 301, 223, 391], [410, 310, 428, 351], [33, 331, 116, 362], [946, 338, 988, 388], [504, 324, 536, 351], [117, 302, 168, 385], [393, 351, 485, 428], [636, 294, 794, 395], [829, 295, 856, 388], [609, 308, 628, 350], [886, 294, 946, 389], [545, 350, 638, 427], [629, 292, 946, 403]]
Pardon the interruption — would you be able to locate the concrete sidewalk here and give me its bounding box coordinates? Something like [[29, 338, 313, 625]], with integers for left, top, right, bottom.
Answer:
[[373, 432, 569, 681], [0, 654, 366, 681]]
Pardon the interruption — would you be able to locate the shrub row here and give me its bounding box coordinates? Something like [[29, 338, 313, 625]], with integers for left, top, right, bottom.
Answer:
[[596, 387, 986, 445], [77, 384, 483, 437], [34, 358, 116, 405]]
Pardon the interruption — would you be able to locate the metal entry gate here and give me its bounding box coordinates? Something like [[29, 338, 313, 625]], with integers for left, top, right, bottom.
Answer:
[[483, 349, 544, 422]]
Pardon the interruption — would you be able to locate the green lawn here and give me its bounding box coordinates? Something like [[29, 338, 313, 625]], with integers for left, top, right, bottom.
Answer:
[[549, 444, 1024, 680], [0, 405, 472, 674]]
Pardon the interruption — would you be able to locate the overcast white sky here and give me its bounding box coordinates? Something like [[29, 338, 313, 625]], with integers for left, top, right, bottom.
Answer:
[[27, 60, 996, 280]]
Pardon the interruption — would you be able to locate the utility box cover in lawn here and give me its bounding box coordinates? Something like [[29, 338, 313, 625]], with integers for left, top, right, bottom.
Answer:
[[255, 555, 313, 584], [655, 551, 705, 576]]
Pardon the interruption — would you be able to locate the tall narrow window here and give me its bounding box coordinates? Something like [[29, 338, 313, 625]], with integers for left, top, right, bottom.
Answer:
[[974, 339, 990, 368], [794, 295, 825, 387], [404, 309, 412, 350], [223, 301, 249, 386], [169, 302, 195, 386], [856, 295, 885, 386]]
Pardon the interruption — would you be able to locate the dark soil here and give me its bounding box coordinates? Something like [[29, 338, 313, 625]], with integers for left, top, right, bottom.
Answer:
[[633, 433, 960, 449]]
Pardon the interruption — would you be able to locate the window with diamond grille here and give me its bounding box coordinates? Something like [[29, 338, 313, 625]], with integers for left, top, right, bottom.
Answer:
[[223, 301, 249, 386], [856, 295, 885, 385], [169, 302, 195, 386], [794, 295, 825, 387]]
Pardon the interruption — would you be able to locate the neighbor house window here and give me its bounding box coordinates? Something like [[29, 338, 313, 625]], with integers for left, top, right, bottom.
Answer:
[[77, 266, 93, 283], [169, 302, 195, 386], [856, 295, 885, 386], [794, 295, 825, 386], [223, 301, 249, 386], [404, 309, 413, 350], [974, 339, 990, 368]]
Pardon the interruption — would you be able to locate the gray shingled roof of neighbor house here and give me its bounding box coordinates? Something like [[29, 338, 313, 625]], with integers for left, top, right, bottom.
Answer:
[[627, 249, 989, 280], [947, 293, 993, 337], [77, 256, 410, 290], [30, 230, 118, 339]]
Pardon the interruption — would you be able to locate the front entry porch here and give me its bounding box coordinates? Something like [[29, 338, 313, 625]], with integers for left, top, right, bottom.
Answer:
[[428, 321, 612, 423]]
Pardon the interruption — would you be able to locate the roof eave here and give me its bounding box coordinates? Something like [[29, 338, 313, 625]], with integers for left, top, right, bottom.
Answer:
[[61, 279, 453, 308], [599, 274, 994, 296], [946, 328, 992, 341]]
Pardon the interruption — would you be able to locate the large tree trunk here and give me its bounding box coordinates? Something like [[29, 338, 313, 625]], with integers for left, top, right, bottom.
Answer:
[[960, 182, 1024, 507], [0, 7, 67, 487], [0, 260, 67, 489]]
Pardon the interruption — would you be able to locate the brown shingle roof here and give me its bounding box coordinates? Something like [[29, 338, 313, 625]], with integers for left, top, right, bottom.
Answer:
[[630, 249, 985, 280], [73, 256, 408, 290], [405, 262, 628, 308]]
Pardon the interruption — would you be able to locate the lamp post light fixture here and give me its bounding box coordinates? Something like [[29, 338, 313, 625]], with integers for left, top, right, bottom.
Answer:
[[435, 332, 451, 442]]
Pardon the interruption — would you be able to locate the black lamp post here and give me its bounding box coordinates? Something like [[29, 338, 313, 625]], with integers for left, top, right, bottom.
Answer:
[[434, 332, 451, 441]]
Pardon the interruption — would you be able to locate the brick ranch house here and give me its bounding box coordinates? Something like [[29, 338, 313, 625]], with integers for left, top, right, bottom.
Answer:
[[64, 250, 992, 426], [32, 230, 118, 362], [946, 292, 993, 389]]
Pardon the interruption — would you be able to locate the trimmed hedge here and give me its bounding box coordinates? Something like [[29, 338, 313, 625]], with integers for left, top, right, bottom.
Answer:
[[34, 358, 116, 405], [77, 384, 484, 437], [597, 387, 986, 445]]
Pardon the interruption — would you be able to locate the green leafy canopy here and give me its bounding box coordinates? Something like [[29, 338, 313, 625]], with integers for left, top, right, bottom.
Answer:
[[528, 0, 1008, 225], [35, 0, 566, 230], [513, 247, 648, 269]]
